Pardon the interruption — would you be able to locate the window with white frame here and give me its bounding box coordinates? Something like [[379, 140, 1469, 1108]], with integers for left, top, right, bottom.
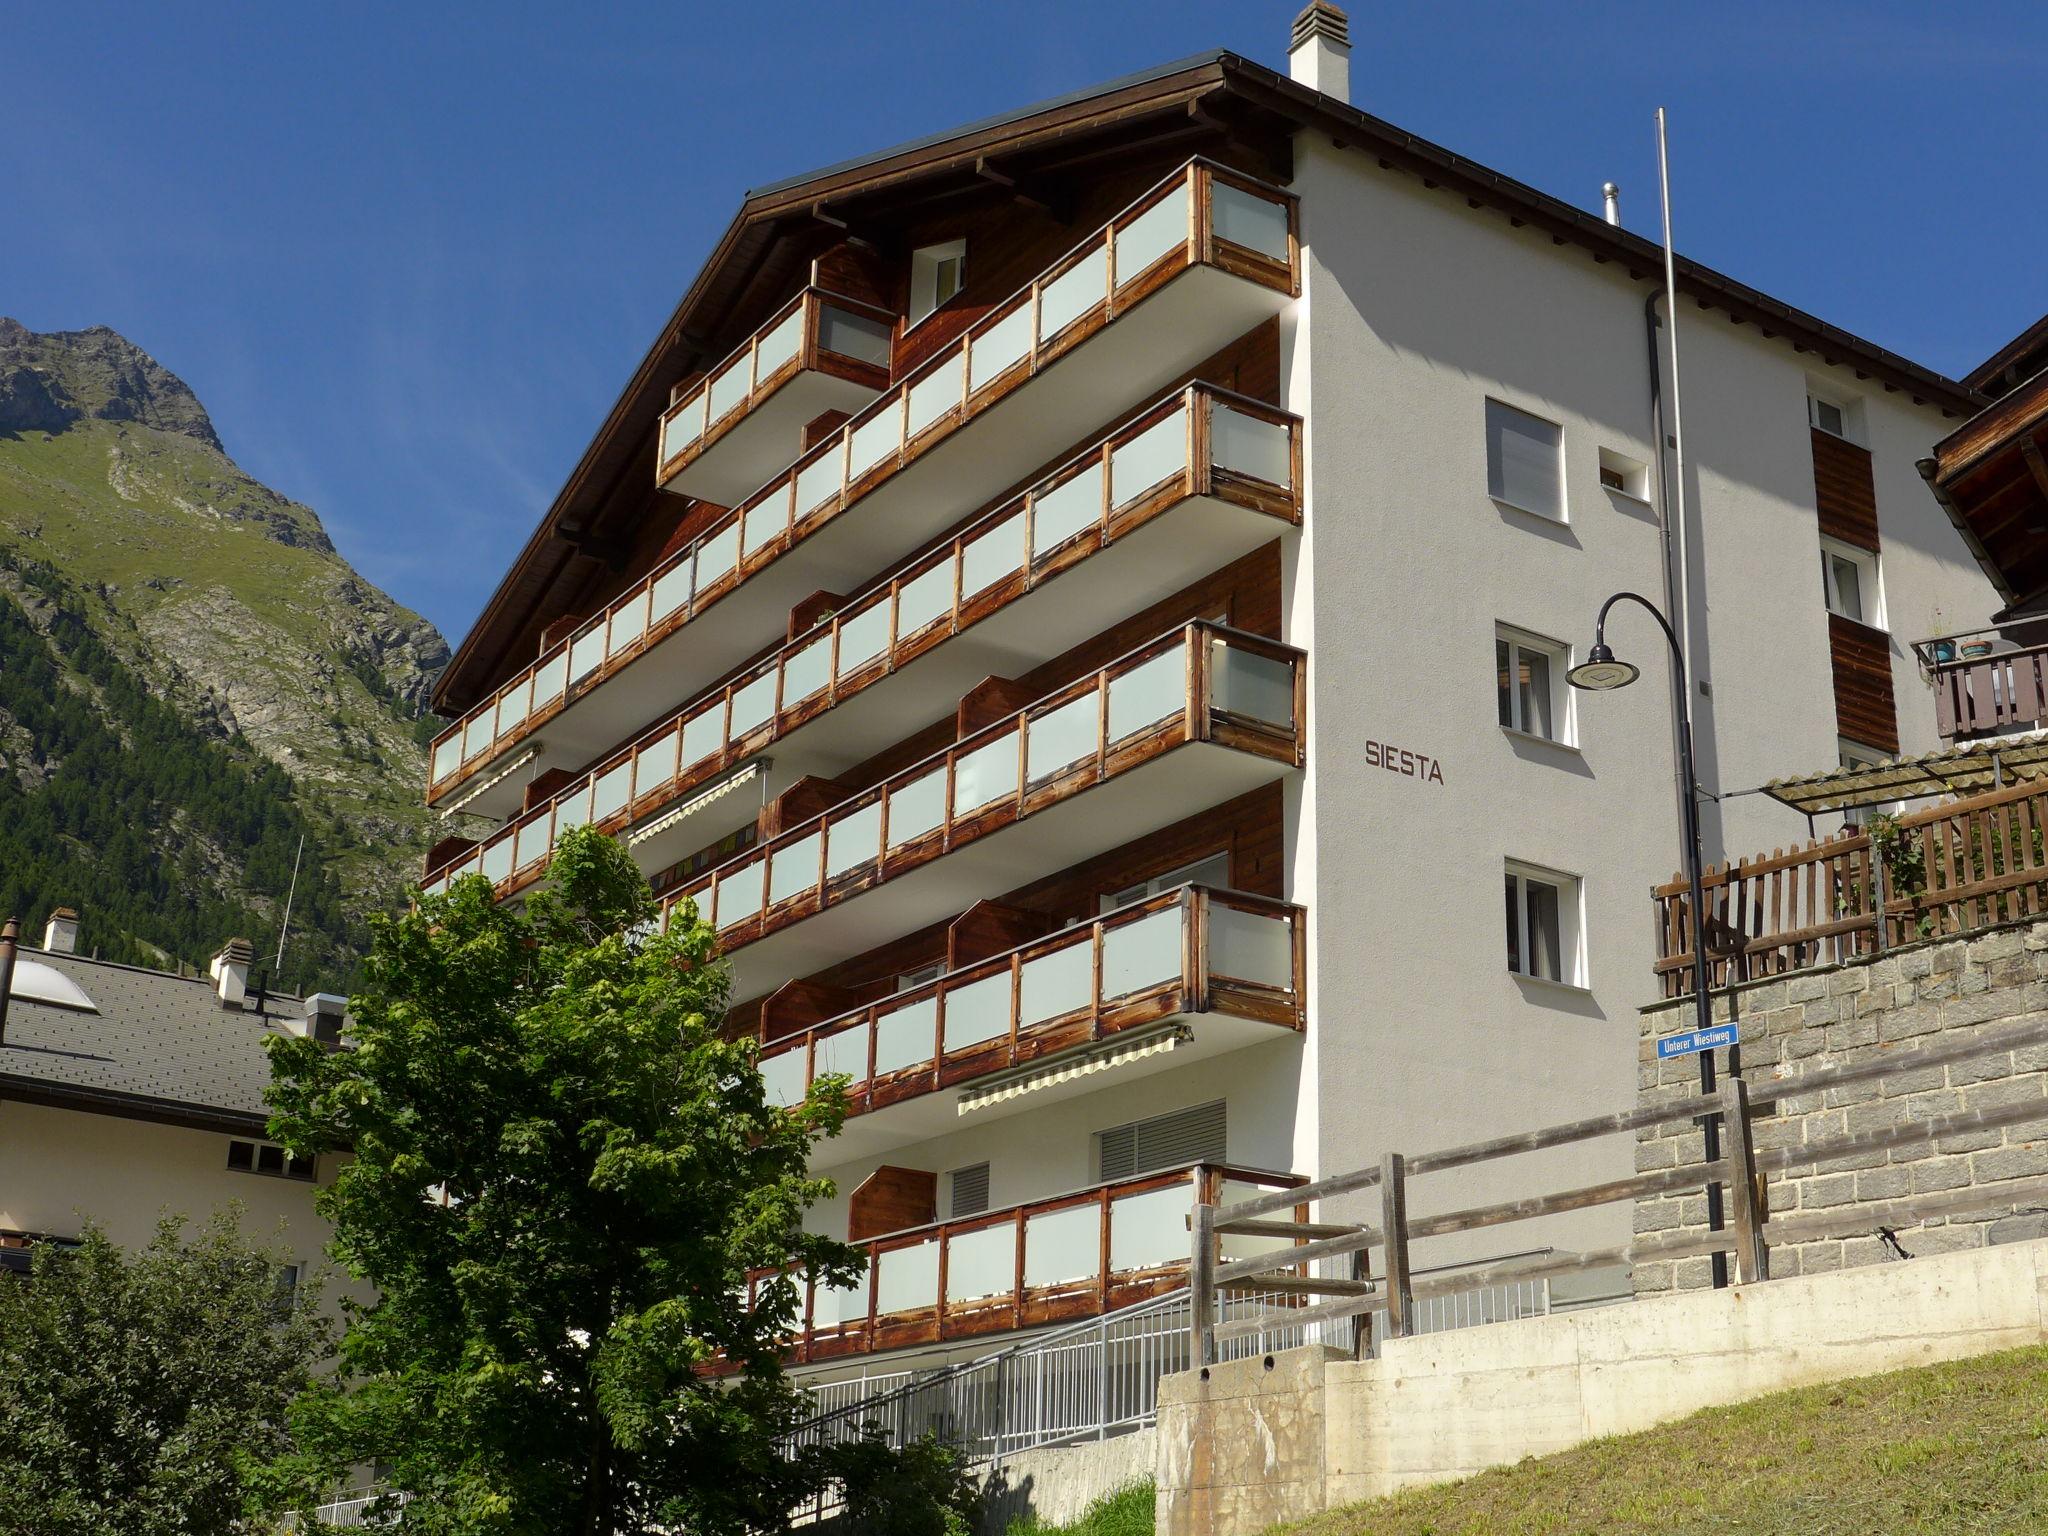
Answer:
[[1504, 862, 1582, 985], [1597, 446, 1650, 501], [1101, 852, 1231, 913], [909, 240, 966, 326], [1496, 626, 1569, 743], [1485, 398, 1565, 522], [1837, 738, 1895, 826], [1820, 537, 1883, 629], [1808, 393, 1849, 439]]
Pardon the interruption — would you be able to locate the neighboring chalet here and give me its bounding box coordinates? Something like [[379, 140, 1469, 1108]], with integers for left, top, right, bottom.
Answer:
[[418, 5, 2003, 1401]]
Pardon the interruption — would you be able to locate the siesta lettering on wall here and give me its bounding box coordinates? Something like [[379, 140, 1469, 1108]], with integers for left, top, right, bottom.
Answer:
[[1362, 739, 1445, 784]]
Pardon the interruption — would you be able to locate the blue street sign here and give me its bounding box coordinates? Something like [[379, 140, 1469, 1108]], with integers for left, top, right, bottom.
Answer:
[[1656, 1024, 1738, 1060]]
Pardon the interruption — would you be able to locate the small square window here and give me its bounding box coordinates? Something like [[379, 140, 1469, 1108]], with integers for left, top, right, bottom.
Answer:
[[1505, 862, 1582, 985], [1820, 538, 1883, 629], [1597, 447, 1650, 500], [1485, 399, 1564, 522], [909, 241, 967, 327], [1496, 627, 1569, 743], [1809, 394, 1848, 438], [226, 1141, 255, 1172]]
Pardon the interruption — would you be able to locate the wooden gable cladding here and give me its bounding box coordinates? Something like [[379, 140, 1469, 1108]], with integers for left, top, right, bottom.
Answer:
[[1829, 613, 1899, 755], [946, 900, 1055, 970], [758, 978, 859, 1043], [846, 1166, 936, 1242], [1811, 428, 1880, 552]]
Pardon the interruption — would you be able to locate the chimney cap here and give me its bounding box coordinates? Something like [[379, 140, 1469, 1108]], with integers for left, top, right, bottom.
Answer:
[[47, 906, 78, 922], [212, 937, 255, 966], [305, 992, 347, 1017], [1291, 0, 1351, 50]]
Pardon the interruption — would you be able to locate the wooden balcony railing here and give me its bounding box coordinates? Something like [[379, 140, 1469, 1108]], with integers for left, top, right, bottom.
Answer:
[[1923, 638, 2048, 743], [752, 1163, 1304, 1362], [756, 886, 1305, 1118], [1652, 777, 2048, 998], [424, 158, 1298, 805], [420, 386, 1300, 899], [659, 621, 1306, 944], [656, 287, 895, 492]]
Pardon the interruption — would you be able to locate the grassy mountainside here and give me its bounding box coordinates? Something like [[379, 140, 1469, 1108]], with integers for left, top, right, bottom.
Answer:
[[0, 317, 447, 984]]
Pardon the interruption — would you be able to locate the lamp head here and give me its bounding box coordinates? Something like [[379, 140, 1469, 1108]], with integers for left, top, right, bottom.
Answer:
[[1567, 642, 1640, 692]]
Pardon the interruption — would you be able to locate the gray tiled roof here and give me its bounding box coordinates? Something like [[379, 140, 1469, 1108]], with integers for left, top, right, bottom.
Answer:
[[0, 948, 314, 1129]]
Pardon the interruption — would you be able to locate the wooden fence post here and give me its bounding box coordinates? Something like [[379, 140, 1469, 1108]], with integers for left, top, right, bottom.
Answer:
[[1720, 1076, 1770, 1284], [1379, 1151, 1413, 1340], [1190, 1175, 1217, 1368]]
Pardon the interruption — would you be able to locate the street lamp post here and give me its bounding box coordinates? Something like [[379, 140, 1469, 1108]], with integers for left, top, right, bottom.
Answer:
[[1568, 590, 1729, 1289]]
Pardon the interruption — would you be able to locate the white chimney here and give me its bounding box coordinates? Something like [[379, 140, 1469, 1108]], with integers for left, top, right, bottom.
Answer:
[[209, 938, 253, 1009], [301, 992, 348, 1048], [1289, 1, 1352, 104], [42, 907, 79, 954]]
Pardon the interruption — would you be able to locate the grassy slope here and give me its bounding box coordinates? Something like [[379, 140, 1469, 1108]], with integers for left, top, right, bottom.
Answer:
[[1276, 1343, 2048, 1536], [1008, 1483, 1156, 1536]]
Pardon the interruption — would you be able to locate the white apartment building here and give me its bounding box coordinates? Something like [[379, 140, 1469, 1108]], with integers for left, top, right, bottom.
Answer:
[[423, 8, 2000, 1397]]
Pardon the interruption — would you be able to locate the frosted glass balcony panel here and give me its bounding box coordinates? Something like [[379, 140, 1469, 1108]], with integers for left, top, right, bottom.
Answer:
[[649, 559, 693, 625], [906, 352, 965, 439], [639, 727, 681, 789], [782, 634, 831, 706], [1210, 182, 1290, 262], [969, 306, 1032, 394], [760, 1049, 806, 1110], [1114, 185, 1190, 285], [960, 512, 1024, 599], [1018, 942, 1091, 1027], [835, 601, 890, 676], [945, 1224, 1017, 1305], [873, 997, 936, 1076], [606, 597, 646, 660], [1207, 904, 1294, 988], [496, 680, 528, 740], [895, 563, 952, 638], [480, 837, 514, 887], [824, 801, 883, 882], [1211, 405, 1291, 487], [1109, 1185, 1189, 1273], [847, 404, 903, 484], [818, 306, 892, 366], [1025, 693, 1098, 783], [680, 707, 723, 768], [590, 760, 633, 824], [1110, 410, 1187, 507], [534, 652, 569, 710], [432, 736, 462, 783], [815, 1273, 869, 1328], [952, 737, 1018, 815], [1023, 1204, 1100, 1289], [1102, 907, 1184, 999], [1037, 247, 1106, 340], [888, 769, 946, 847], [1218, 1180, 1281, 1262], [728, 673, 777, 741], [511, 816, 548, 872], [706, 355, 750, 424], [715, 863, 765, 930], [661, 396, 706, 462], [1031, 462, 1104, 557], [876, 1240, 940, 1315], [755, 308, 803, 377], [742, 494, 787, 559], [942, 970, 1013, 1053], [1107, 649, 1186, 741], [1210, 642, 1294, 727], [767, 833, 821, 908], [460, 713, 488, 763], [554, 783, 592, 839], [695, 524, 740, 590], [568, 624, 606, 689], [813, 1025, 868, 1086], [793, 447, 844, 517]]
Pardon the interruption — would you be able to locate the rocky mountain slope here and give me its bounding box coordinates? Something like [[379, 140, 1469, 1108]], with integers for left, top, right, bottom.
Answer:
[[0, 317, 447, 984]]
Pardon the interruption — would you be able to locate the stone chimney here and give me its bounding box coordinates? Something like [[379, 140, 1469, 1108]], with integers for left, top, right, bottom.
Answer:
[[42, 907, 79, 954], [1289, 0, 1352, 104], [301, 992, 348, 1049], [208, 938, 254, 1009]]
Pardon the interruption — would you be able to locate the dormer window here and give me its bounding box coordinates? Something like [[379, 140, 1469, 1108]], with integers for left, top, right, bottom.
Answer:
[[909, 240, 966, 326]]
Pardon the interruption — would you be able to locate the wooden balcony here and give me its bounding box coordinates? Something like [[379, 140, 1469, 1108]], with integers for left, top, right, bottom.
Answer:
[[758, 886, 1305, 1164], [1923, 637, 2048, 743], [656, 288, 895, 505], [754, 1163, 1303, 1364], [659, 621, 1306, 1002], [424, 159, 1298, 811], [421, 386, 1300, 880]]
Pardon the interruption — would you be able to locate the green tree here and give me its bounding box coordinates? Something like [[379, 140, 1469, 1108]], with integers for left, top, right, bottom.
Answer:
[[0, 1211, 332, 1536], [265, 826, 860, 1533]]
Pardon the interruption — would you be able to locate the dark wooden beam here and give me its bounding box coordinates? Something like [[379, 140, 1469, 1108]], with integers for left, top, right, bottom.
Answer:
[[974, 155, 1071, 223]]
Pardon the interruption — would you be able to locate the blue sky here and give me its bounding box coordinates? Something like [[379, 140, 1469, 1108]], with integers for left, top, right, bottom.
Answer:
[[5, 2, 2043, 645]]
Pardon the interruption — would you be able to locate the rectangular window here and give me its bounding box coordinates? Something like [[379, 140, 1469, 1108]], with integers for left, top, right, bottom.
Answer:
[[1485, 399, 1564, 522], [1837, 738, 1894, 826], [909, 240, 967, 327], [1096, 1099, 1227, 1181], [1809, 394, 1848, 439], [1820, 537, 1883, 629], [1101, 851, 1231, 913], [948, 1163, 991, 1219], [228, 1140, 317, 1182], [1598, 447, 1650, 500], [897, 960, 946, 993], [1504, 862, 1581, 986], [1495, 627, 1567, 743]]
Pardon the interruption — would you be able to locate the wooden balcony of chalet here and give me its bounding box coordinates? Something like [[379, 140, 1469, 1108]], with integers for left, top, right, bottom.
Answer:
[[658, 620, 1305, 1002], [424, 159, 1298, 812], [748, 1162, 1303, 1365], [419, 385, 1300, 887], [1914, 630, 2048, 745], [756, 885, 1304, 1164]]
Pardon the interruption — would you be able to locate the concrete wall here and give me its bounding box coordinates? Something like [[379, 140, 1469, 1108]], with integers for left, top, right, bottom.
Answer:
[[1635, 920, 2048, 1293], [979, 1428, 1155, 1534], [1156, 1235, 2048, 1534]]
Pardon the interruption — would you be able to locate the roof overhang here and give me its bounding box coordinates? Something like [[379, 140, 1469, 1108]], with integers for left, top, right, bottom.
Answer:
[[1925, 365, 2048, 613], [0, 1073, 269, 1138], [1761, 731, 2048, 815]]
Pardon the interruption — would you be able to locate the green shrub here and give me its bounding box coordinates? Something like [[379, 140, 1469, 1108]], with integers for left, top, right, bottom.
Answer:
[[814, 1428, 982, 1536], [1007, 1480, 1155, 1536]]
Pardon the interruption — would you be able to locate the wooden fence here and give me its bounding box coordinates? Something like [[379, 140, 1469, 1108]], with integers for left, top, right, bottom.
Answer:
[[1651, 777, 2048, 1000], [1190, 1014, 2048, 1360]]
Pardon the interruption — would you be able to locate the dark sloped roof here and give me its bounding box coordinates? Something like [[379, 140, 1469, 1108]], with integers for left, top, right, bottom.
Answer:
[[0, 948, 310, 1134]]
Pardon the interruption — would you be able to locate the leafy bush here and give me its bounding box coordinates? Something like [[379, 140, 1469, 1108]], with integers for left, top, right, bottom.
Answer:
[[812, 1428, 983, 1536], [1006, 1482, 1155, 1536]]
